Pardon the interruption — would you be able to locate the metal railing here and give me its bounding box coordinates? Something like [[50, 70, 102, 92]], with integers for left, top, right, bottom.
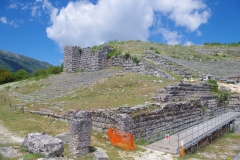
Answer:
[[176, 111, 240, 153], [145, 115, 206, 144]]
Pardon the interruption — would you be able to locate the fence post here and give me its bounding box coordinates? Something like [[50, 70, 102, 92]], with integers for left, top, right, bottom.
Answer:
[[178, 134, 179, 152], [22, 106, 24, 114], [9, 101, 11, 109]]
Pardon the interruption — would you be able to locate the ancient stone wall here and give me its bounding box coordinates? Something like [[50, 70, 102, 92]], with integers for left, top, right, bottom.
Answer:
[[69, 111, 92, 157], [91, 82, 227, 138], [64, 46, 81, 72], [64, 46, 111, 72], [228, 94, 240, 111], [144, 51, 192, 78], [63, 45, 174, 79], [91, 100, 204, 138]]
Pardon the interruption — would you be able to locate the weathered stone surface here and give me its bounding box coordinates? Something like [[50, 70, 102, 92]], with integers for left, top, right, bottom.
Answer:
[[63, 45, 174, 79], [234, 118, 240, 133], [94, 151, 109, 160], [69, 111, 92, 157], [23, 132, 64, 158], [55, 132, 69, 144], [0, 147, 20, 159]]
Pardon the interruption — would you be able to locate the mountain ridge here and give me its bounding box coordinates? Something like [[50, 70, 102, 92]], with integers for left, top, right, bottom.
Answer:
[[0, 49, 51, 73]]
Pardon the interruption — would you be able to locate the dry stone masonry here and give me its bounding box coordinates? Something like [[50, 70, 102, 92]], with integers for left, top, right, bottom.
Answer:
[[90, 82, 227, 138], [63, 45, 174, 79], [69, 111, 92, 157]]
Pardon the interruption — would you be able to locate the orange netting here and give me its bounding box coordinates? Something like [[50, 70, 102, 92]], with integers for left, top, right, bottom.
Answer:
[[107, 127, 135, 150]]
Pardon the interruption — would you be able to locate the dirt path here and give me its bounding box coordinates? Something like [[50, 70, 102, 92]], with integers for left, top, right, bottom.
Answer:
[[218, 82, 240, 93], [0, 121, 24, 145]]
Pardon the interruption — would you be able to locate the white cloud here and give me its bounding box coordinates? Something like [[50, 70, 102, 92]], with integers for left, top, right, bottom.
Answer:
[[34, 0, 211, 49], [184, 41, 194, 46], [159, 28, 182, 45], [46, 0, 154, 48], [0, 17, 7, 24], [0, 17, 19, 27], [9, 21, 18, 27], [8, 2, 24, 9], [30, 0, 56, 17], [8, 3, 18, 9], [196, 30, 202, 36]]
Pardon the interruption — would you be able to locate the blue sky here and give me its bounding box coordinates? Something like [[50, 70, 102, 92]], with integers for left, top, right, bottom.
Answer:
[[0, 0, 239, 66]]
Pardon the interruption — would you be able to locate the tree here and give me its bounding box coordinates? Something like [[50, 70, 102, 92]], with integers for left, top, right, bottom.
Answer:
[[48, 65, 62, 74], [0, 68, 14, 84], [14, 69, 29, 81]]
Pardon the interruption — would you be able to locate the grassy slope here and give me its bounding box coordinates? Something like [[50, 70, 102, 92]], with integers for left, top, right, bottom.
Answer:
[[100, 40, 240, 61]]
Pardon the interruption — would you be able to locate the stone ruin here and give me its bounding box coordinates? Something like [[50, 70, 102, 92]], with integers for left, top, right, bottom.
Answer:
[[65, 82, 230, 141], [63, 45, 194, 79], [69, 111, 92, 157], [28, 82, 239, 158]]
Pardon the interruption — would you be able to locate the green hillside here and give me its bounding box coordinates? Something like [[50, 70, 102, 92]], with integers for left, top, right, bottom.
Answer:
[[0, 49, 51, 73]]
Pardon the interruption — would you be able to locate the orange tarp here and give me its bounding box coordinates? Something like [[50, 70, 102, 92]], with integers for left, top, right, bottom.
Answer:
[[107, 127, 135, 150]]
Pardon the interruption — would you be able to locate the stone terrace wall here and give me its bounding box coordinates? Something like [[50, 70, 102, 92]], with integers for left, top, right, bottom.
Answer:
[[152, 82, 212, 102], [195, 47, 240, 55], [91, 100, 205, 138], [90, 82, 226, 138], [143, 51, 192, 78], [228, 94, 240, 111], [63, 45, 173, 79]]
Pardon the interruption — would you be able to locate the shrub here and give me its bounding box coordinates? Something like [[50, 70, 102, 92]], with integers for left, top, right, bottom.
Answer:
[[14, 69, 29, 81], [78, 48, 83, 54], [48, 65, 62, 74], [0, 68, 14, 84], [132, 56, 140, 65], [207, 79, 218, 92], [124, 53, 131, 60], [106, 49, 121, 59], [150, 47, 155, 50], [33, 69, 49, 79]]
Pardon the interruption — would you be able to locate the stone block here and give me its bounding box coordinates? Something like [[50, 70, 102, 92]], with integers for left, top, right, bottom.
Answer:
[[23, 132, 63, 158], [234, 118, 240, 134], [94, 151, 109, 160]]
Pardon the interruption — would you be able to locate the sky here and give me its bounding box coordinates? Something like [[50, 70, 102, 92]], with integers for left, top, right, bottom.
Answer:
[[0, 0, 239, 65]]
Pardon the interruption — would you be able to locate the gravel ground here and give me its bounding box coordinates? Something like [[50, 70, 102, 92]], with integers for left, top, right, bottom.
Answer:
[[0, 121, 23, 145]]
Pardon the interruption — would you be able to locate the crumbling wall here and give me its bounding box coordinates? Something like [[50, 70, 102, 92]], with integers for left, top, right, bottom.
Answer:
[[64, 46, 111, 72], [228, 94, 240, 111], [90, 82, 227, 138], [63, 45, 174, 79], [64, 46, 81, 72], [91, 100, 204, 138], [69, 111, 92, 157]]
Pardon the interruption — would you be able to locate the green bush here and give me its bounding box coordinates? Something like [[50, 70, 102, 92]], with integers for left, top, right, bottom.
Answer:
[[207, 79, 218, 92], [0, 68, 14, 84], [14, 69, 29, 81], [78, 48, 83, 53], [150, 47, 155, 50], [48, 65, 62, 74], [132, 56, 140, 64], [106, 49, 121, 59], [124, 53, 131, 60], [33, 69, 49, 79]]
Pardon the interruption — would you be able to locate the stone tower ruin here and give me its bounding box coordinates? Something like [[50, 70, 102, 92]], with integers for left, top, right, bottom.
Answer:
[[63, 45, 111, 73]]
